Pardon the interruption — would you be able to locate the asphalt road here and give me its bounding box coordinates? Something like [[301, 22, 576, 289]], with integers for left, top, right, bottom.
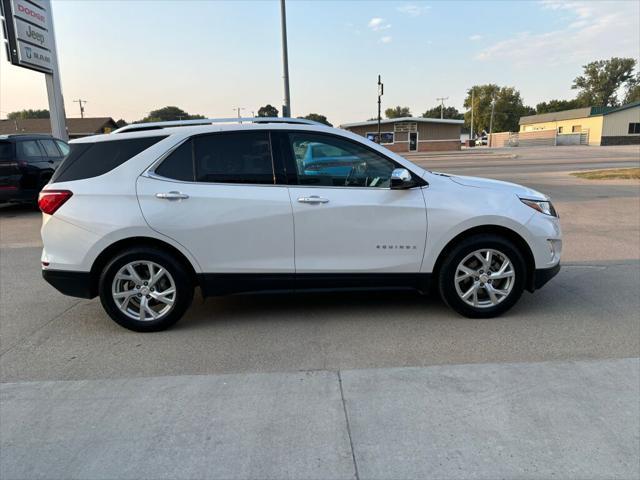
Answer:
[[1, 145, 639, 479]]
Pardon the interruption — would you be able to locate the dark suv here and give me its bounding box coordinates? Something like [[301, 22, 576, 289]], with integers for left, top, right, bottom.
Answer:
[[0, 134, 69, 204]]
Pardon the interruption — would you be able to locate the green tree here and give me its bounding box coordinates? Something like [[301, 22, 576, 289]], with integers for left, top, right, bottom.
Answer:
[[257, 104, 279, 117], [385, 106, 411, 119], [115, 119, 128, 128], [7, 109, 49, 120], [298, 113, 332, 126], [139, 106, 204, 123], [623, 73, 640, 104], [463, 84, 534, 134], [421, 105, 463, 120], [535, 98, 587, 114], [572, 57, 637, 107]]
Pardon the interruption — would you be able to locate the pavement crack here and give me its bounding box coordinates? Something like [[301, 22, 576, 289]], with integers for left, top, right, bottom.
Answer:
[[338, 370, 360, 480], [0, 300, 83, 358]]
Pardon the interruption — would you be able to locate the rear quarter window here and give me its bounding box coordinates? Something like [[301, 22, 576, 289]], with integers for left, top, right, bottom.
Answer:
[[51, 136, 167, 183], [0, 141, 14, 160]]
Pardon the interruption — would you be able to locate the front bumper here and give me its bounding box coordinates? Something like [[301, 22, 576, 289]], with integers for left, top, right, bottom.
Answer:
[[531, 263, 561, 291], [42, 269, 95, 299]]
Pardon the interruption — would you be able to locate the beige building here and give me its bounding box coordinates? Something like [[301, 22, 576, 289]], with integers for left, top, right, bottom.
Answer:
[[341, 117, 463, 152], [519, 101, 640, 146]]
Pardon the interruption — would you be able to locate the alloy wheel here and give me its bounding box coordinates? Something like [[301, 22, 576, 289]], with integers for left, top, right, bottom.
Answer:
[[111, 261, 176, 321], [454, 248, 515, 308]]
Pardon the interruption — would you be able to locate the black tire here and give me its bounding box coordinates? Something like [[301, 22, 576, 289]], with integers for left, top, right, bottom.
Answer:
[[438, 234, 526, 318], [99, 247, 194, 332]]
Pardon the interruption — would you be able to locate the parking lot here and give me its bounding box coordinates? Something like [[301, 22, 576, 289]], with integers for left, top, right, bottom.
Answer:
[[1, 145, 639, 479]]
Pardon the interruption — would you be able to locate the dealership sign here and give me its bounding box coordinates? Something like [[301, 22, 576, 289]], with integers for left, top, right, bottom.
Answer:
[[1, 0, 55, 73]]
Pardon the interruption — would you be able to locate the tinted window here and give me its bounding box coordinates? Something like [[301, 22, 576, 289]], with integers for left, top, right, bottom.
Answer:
[[0, 141, 14, 160], [55, 140, 70, 156], [18, 140, 43, 159], [51, 136, 166, 183], [39, 139, 61, 157], [289, 133, 397, 187], [194, 131, 274, 184], [155, 140, 194, 181]]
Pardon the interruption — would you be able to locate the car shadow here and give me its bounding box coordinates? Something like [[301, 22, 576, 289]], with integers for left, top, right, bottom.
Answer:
[[0, 203, 39, 217], [176, 288, 447, 331]]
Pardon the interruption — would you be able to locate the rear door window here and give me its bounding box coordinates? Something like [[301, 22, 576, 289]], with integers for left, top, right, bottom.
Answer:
[[51, 136, 166, 183], [193, 131, 274, 184], [39, 139, 62, 158], [18, 140, 44, 160]]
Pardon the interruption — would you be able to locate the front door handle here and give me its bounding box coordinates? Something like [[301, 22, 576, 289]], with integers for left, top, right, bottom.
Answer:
[[156, 191, 189, 200], [297, 195, 329, 204]]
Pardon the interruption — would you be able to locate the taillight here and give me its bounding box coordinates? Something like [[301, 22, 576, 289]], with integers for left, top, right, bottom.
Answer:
[[38, 190, 73, 215]]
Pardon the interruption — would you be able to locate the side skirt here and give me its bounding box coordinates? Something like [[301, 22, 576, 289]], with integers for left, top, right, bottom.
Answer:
[[198, 273, 432, 297]]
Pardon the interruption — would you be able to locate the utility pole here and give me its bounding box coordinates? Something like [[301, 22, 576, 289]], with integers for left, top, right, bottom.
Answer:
[[436, 96, 449, 119], [73, 99, 87, 118], [489, 96, 496, 146], [470, 89, 474, 142], [280, 0, 291, 117], [234, 107, 245, 120], [377, 75, 384, 144]]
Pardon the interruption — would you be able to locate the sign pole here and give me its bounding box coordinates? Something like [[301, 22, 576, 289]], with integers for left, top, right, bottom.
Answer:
[[45, 75, 67, 140], [43, 0, 66, 140]]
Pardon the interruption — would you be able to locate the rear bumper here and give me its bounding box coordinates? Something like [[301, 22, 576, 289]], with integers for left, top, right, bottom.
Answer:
[[532, 263, 561, 290], [42, 269, 95, 299]]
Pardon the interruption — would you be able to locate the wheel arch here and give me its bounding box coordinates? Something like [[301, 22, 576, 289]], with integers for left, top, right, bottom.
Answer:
[[89, 236, 199, 297], [432, 225, 536, 292]]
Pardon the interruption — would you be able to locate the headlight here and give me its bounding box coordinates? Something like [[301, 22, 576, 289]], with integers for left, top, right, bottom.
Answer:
[[520, 198, 558, 217]]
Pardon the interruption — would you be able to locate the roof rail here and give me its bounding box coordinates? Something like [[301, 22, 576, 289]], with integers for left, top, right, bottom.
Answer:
[[112, 117, 322, 134]]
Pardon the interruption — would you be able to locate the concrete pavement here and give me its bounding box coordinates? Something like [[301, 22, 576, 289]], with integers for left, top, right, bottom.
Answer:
[[2, 358, 638, 480]]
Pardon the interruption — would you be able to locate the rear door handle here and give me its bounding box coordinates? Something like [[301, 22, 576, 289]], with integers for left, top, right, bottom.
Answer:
[[156, 191, 189, 200], [297, 195, 329, 204]]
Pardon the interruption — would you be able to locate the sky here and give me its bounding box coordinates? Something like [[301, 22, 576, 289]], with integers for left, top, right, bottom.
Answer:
[[1, 0, 639, 126]]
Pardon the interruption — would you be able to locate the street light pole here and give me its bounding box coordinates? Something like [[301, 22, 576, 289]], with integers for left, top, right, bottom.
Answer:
[[377, 75, 384, 144], [280, 0, 291, 117]]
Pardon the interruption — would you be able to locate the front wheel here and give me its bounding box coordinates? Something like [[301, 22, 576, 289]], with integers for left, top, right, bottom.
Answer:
[[99, 248, 194, 332], [438, 234, 526, 318]]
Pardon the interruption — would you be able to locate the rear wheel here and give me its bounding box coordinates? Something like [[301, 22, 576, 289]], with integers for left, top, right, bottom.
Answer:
[[438, 234, 526, 318], [99, 248, 194, 331]]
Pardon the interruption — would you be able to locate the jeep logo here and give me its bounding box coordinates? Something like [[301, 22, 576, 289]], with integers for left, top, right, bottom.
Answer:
[[26, 25, 46, 46]]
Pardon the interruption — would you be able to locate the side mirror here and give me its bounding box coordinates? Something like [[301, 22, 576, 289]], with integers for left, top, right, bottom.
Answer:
[[390, 168, 413, 189]]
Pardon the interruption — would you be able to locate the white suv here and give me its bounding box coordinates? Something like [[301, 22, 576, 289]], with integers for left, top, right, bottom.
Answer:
[[39, 118, 562, 331]]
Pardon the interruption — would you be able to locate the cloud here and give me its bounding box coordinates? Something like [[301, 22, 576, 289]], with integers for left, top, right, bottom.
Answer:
[[397, 4, 430, 17], [368, 17, 391, 31], [469, 34, 483, 41], [380, 36, 393, 44], [477, 1, 640, 66]]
